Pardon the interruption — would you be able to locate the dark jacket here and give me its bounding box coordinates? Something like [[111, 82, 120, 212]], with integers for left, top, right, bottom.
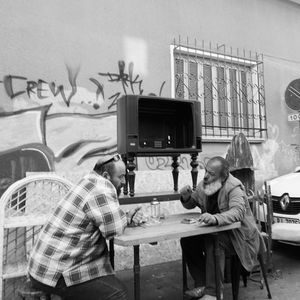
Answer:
[[182, 174, 260, 271]]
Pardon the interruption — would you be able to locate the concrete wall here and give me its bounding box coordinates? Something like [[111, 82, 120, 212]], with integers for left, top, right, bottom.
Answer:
[[1, 0, 300, 270], [1, 0, 299, 179]]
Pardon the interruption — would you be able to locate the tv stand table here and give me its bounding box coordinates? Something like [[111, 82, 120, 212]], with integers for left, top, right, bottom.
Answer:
[[121, 152, 199, 197]]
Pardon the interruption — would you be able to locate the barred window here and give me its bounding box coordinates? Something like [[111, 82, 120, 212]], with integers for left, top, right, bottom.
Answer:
[[171, 42, 267, 140]]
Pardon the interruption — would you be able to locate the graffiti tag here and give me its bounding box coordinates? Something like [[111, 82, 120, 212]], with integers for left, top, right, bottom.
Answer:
[[1, 61, 166, 110]]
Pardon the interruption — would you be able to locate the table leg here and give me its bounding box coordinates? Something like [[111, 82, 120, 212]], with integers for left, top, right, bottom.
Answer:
[[109, 239, 115, 269], [182, 251, 188, 298], [214, 234, 221, 300], [133, 245, 140, 300]]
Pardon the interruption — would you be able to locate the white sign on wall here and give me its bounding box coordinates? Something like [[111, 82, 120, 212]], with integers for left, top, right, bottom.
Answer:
[[288, 113, 300, 122]]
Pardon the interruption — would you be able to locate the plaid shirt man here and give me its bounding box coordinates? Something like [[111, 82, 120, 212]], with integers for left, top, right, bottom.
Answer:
[[28, 171, 127, 287]]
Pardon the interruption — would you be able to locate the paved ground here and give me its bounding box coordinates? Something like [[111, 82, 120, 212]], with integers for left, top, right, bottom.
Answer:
[[117, 242, 300, 300]]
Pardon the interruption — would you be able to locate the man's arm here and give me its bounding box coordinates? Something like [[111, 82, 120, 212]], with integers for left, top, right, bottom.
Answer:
[[126, 206, 144, 226], [84, 193, 127, 239], [181, 193, 198, 209], [214, 186, 246, 226], [180, 184, 204, 210]]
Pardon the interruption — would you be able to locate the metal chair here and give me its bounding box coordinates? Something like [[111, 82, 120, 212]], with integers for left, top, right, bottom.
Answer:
[[229, 186, 273, 300], [230, 234, 272, 300]]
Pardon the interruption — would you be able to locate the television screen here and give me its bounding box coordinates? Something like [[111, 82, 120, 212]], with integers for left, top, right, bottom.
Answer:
[[117, 95, 201, 156], [138, 98, 194, 149]]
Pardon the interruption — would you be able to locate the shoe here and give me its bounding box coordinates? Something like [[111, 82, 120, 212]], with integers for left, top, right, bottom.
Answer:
[[201, 293, 223, 300], [201, 296, 216, 300], [185, 286, 205, 298]]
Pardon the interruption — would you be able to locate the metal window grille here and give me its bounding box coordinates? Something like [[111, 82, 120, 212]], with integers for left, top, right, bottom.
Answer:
[[172, 38, 267, 139]]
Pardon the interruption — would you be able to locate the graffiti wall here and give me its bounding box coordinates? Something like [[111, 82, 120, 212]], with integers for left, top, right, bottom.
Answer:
[[0, 61, 168, 193], [2, 55, 300, 193], [1, 0, 300, 195]]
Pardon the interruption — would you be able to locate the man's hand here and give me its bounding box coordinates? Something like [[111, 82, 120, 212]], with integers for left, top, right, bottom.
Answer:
[[198, 213, 217, 225], [180, 185, 192, 202], [127, 206, 144, 226]]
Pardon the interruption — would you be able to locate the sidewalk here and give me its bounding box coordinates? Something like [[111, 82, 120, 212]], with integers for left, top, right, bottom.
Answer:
[[117, 243, 300, 300]]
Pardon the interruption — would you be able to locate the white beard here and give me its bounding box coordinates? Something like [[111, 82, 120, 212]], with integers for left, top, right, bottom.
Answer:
[[202, 179, 222, 196]]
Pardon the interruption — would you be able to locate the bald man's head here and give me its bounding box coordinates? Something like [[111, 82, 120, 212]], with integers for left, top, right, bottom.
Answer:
[[206, 157, 229, 181]]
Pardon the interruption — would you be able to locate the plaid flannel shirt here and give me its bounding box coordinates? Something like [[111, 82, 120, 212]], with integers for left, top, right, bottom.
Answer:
[[28, 171, 127, 287]]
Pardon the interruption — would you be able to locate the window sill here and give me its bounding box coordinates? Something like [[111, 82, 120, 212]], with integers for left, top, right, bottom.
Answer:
[[202, 136, 266, 144]]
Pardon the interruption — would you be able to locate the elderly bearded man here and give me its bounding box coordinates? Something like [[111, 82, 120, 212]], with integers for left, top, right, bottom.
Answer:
[[28, 154, 144, 300], [180, 156, 260, 300]]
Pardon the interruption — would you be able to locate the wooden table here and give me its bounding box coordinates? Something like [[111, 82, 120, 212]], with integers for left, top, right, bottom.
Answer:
[[114, 212, 241, 300]]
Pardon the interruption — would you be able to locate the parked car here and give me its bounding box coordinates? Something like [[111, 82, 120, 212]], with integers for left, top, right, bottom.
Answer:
[[268, 167, 300, 246]]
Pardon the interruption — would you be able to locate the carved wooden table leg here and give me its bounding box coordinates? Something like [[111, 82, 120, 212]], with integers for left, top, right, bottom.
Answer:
[[172, 155, 180, 192], [190, 153, 199, 190], [127, 155, 136, 197], [122, 155, 128, 196]]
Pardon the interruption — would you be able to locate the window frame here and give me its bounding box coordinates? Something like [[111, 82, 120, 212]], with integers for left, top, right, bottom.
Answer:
[[170, 44, 267, 143]]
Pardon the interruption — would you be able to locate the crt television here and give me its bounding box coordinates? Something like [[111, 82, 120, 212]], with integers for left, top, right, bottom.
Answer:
[[117, 95, 202, 156]]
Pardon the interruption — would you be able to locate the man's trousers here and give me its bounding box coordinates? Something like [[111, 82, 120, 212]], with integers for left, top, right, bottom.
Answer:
[[30, 274, 128, 300], [181, 232, 235, 296]]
